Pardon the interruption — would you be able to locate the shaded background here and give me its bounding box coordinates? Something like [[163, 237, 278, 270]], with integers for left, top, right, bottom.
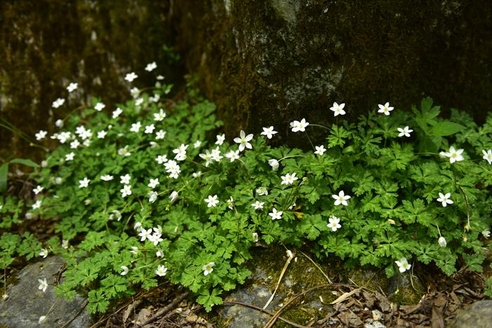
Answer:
[[1, 0, 492, 162]]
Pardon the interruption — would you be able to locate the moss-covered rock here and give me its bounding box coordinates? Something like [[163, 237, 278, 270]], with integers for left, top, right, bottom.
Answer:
[[171, 0, 492, 148]]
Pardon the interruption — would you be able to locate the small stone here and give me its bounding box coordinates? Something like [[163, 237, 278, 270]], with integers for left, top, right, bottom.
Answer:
[[448, 300, 492, 328]]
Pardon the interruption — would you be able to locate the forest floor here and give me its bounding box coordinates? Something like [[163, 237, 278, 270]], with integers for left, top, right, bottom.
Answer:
[[87, 259, 488, 328]]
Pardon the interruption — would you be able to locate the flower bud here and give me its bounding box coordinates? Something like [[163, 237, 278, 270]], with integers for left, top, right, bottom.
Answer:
[[438, 236, 447, 247]]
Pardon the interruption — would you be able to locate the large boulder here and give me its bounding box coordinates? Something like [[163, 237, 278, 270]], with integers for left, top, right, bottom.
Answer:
[[171, 0, 492, 147], [0, 256, 92, 328]]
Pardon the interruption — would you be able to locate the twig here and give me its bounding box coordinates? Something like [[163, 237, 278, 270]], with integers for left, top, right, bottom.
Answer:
[[300, 250, 332, 284], [263, 251, 296, 310], [224, 300, 310, 328], [141, 291, 189, 325]]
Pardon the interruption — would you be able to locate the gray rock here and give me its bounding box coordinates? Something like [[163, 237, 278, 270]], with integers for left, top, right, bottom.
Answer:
[[448, 300, 492, 328], [0, 256, 92, 328]]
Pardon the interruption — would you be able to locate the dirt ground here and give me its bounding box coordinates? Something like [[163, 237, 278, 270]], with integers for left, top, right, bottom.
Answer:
[[88, 265, 487, 328]]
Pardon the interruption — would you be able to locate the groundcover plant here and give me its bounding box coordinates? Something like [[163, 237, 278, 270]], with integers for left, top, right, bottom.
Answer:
[[1, 65, 492, 313]]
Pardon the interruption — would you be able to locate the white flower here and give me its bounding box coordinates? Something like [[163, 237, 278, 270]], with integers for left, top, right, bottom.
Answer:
[[327, 216, 341, 231], [118, 146, 131, 157], [251, 201, 264, 210], [109, 210, 122, 221], [261, 126, 278, 139], [35, 130, 47, 140], [154, 108, 166, 121], [148, 178, 159, 189], [169, 191, 179, 203], [252, 232, 259, 242], [211, 147, 223, 162], [268, 159, 279, 171], [38, 278, 48, 292], [155, 130, 166, 140], [61, 240, 69, 249], [199, 150, 213, 167], [125, 72, 138, 82], [156, 155, 168, 164], [33, 185, 43, 195], [55, 119, 64, 128], [438, 236, 447, 247], [135, 98, 144, 106], [447, 146, 464, 163], [225, 150, 240, 162], [290, 118, 309, 132], [437, 192, 453, 207], [397, 126, 413, 137], [65, 152, 75, 161], [66, 82, 78, 93], [202, 262, 215, 276], [39, 248, 48, 258], [205, 195, 219, 207], [216, 134, 226, 145], [145, 124, 155, 134], [145, 62, 157, 72], [32, 200, 42, 210], [482, 229, 491, 238], [227, 197, 234, 210], [395, 257, 411, 273], [149, 191, 158, 203], [194, 140, 202, 148], [130, 122, 141, 133], [378, 102, 394, 115], [256, 187, 269, 196], [148, 231, 163, 246], [281, 173, 298, 185], [112, 107, 123, 118], [52, 98, 65, 108], [156, 250, 164, 258], [332, 190, 351, 206], [138, 228, 152, 242], [120, 266, 129, 276], [39, 316, 47, 324], [70, 139, 80, 149], [269, 208, 283, 220], [155, 265, 168, 277], [314, 145, 326, 156], [286, 250, 294, 259], [483, 150, 492, 164], [130, 246, 139, 255], [173, 144, 188, 161], [121, 185, 132, 198], [94, 102, 105, 111], [97, 130, 107, 139], [100, 175, 114, 181], [234, 130, 254, 152], [330, 102, 346, 116], [79, 177, 90, 188], [120, 174, 131, 184]]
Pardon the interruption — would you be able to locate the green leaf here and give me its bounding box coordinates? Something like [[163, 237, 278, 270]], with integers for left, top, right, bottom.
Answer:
[[9, 158, 39, 168], [197, 288, 223, 312], [430, 122, 465, 136], [0, 163, 8, 193]]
